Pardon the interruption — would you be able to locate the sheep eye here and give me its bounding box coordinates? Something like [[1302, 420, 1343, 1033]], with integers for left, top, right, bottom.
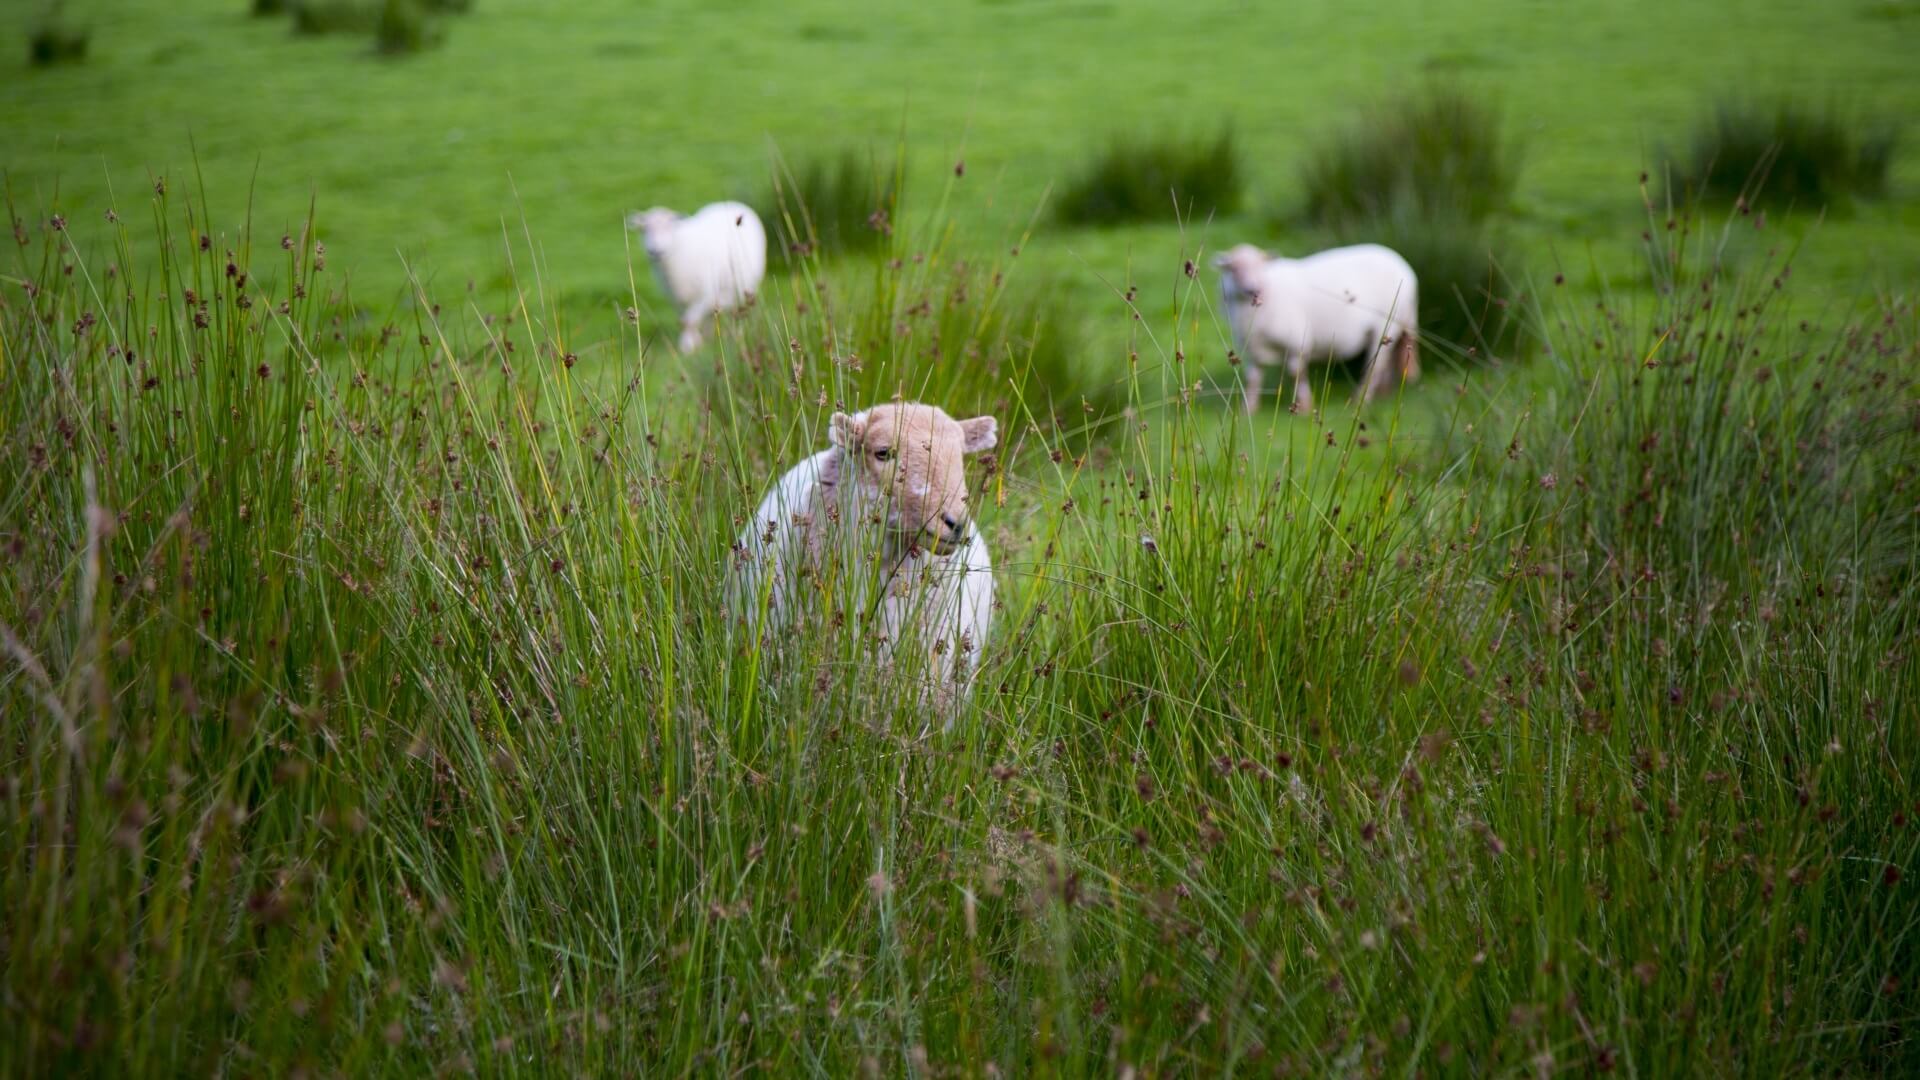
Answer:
[[872, 448, 891, 462]]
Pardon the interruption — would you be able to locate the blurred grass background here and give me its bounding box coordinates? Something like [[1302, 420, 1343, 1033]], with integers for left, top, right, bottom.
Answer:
[[6, 0, 1917, 350]]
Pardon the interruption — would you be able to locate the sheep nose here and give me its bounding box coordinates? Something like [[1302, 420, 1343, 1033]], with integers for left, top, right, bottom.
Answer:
[[940, 513, 965, 537]]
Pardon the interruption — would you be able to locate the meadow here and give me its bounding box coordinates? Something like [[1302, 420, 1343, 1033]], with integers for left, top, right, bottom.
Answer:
[[4, 0, 1919, 1074]]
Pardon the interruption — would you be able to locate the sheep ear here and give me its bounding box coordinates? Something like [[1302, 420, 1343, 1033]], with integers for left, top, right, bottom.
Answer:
[[1210, 252, 1232, 269], [958, 416, 997, 454], [830, 411, 865, 450], [629, 208, 679, 232]]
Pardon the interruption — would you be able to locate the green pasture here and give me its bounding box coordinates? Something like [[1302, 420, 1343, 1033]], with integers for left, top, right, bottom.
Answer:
[[6, 0, 1918, 354], [3, 1, 1917, 1074]]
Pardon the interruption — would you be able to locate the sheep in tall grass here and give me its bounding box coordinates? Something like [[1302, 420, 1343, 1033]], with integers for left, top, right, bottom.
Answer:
[[626, 200, 767, 353], [730, 403, 997, 718], [1214, 242, 1420, 414]]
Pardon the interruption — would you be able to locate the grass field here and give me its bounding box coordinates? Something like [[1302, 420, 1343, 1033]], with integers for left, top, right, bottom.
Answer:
[[8, 0, 1920, 333], [4, 0, 1919, 1075]]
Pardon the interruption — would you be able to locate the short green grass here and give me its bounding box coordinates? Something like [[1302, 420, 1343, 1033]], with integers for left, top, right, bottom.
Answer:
[[6, 0, 1918, 348], [3, 0, 1919, 1074]]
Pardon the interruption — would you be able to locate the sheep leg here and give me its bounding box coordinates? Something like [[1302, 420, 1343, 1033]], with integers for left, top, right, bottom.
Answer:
[[1288, 354, 1313, 415], [676, 300, 713, 353], [1241, 360, 1264, 415], [1360, 337, 1396, 404]]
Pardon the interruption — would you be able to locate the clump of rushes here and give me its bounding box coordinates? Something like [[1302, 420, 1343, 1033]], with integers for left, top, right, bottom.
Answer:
[[1530, 190, 1919, 598], [283, 0, 467, 44], [756, 149, 898, 260], [374, 0, 440, 53], [0, 172, 1914, 1076], [1055, 129, 1242, 226], [288, 0, 379, 34], [27, 2, 88, 66], [1298, 83, 1516, 226], [1289, 85, 1526, 362], [716, 246, 1128, 448], [1670, 99, 1899, 208]]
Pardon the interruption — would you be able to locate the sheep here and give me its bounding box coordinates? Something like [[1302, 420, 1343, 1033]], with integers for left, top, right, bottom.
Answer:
[[626, 200, 767, 353], [729, 402, 998, 718], [1213, 242, 1420, 414]]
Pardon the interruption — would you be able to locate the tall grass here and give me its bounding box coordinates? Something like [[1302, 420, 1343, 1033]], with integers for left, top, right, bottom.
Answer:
[[2, 178, 1915, 1074], [1055, 130, 1242, 226], [1670, 99, 1899, 207], [756, 149, 898, 260], [724, 252, 1129, 447]]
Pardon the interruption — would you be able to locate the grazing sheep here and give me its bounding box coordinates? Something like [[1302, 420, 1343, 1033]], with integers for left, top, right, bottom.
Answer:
[[730, 402, 998, 718], [1214, 242, 1420, 414], [626, 201, 767, 353]]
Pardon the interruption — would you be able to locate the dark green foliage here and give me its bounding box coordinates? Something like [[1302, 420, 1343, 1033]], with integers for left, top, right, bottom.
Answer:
[[1671, 100, 1897, 207], [27, 18, 88, 66], [375, 0, 440, 53], [757, 150, 897, 259], [1055, 129, 1242, 226], [1299, 85, 1517, 225], [285, 0, 460, 49], [251, 0, 288, 14], [289, 0, 378, 34], [1291, 87, 1526, 363]]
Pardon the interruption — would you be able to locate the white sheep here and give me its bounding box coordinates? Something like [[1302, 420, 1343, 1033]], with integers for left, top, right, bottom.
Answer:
[[729, 402, 998, 717], [626, 200, 767, 353], [1214, 242, 1421, 414]]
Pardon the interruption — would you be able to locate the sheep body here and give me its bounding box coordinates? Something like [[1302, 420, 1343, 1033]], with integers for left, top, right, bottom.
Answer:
[[628, 201, 766, 352], [1216, 242, 1420, 413], [730, 405, 997, 719]]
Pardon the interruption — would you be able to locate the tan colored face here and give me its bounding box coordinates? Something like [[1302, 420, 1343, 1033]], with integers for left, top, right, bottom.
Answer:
[[831, 403, 997, 552]]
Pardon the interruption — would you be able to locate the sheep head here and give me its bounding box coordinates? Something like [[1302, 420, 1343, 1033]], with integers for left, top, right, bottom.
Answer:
[[625, 207, 683, 257], [830, 403, 996, 555], [1213, 243, 1270, 302]]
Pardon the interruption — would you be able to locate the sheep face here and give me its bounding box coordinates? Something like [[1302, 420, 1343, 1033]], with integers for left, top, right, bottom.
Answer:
[[830, 403, 996, 555], [1213, 243, 1270, 302], [625, 207, 683, 257]]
